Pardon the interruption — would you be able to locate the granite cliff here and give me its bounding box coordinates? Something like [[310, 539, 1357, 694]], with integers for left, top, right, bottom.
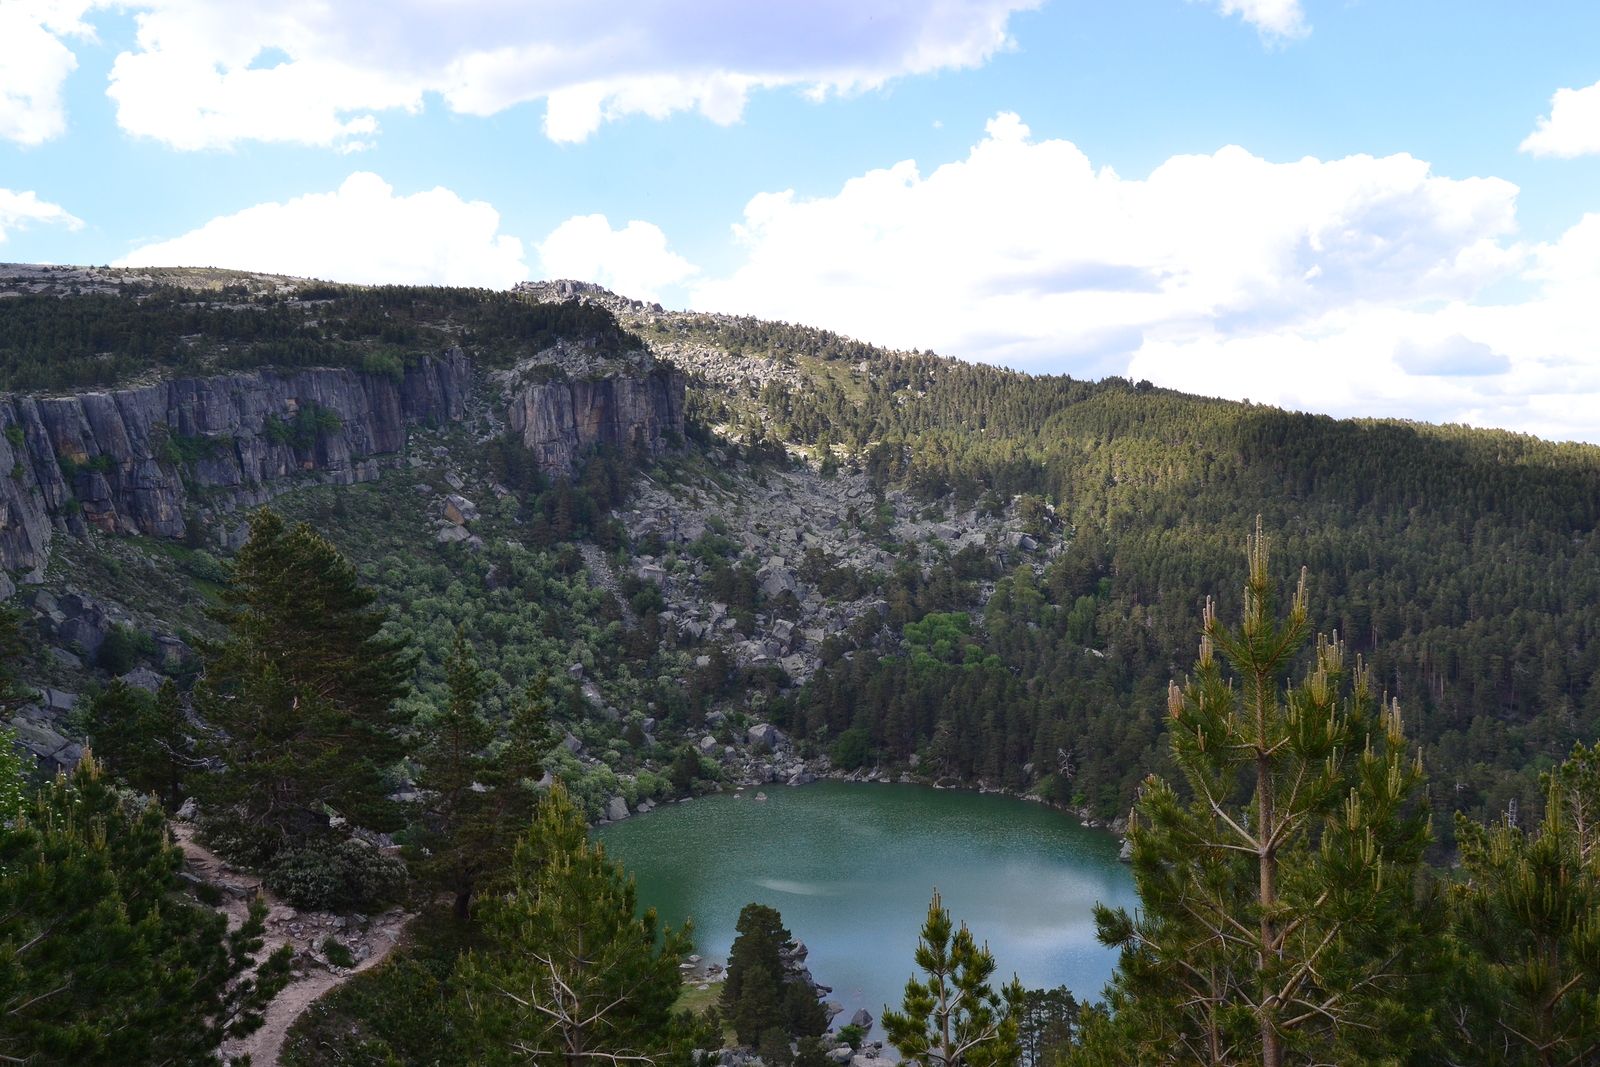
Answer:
[[505, 367, 685, 476], [0, 350, 470, 587], [0, 343, 687, 591]]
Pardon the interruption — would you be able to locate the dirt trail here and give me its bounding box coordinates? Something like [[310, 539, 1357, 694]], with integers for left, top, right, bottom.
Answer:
[[173, 824, 413, 1067]]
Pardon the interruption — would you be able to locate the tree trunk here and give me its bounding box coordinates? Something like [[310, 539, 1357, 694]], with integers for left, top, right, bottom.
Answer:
[[1256, 687, 1282, 1067]]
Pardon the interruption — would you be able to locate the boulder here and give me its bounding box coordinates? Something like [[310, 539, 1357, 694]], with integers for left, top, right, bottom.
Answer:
[[119, 667, 165, 692], [849, 1056, 893, 1067], [747, 723, 789, 751], [850, 1009, 874, 1030], [443, 494, 478, 525], [606, 796, 629, 822]]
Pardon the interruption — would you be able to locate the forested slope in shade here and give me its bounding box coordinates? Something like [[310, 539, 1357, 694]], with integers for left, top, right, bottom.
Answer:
[[655, 312, 1600, 830]]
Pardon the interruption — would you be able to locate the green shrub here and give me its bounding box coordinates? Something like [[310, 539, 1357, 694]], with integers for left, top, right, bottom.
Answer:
[[361, 350, 407, 383], [267, 838, 408, 911], [97, 624, 156, 674], [829, 728, 872, 771], [323, 937, 357, 968], [265, 405, 344, 449]]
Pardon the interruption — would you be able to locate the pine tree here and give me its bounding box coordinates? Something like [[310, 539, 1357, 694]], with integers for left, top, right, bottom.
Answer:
[[197, 507, 411, 854], [1446, 740, 1600, 1065], [1082, 521, 1434, 1066], [0, 603, 35, 715], [413, 631, 555, 920], [83, 678, 189, 809], [0, 756, 291, 1065], [458, 782, 692, 1066], [882, 890, 1023, 1067], [722, 903, 827, 1047], [1017, 987, 1078, 1067]]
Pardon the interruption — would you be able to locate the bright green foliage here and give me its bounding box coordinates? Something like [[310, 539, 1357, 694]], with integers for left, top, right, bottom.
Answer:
[[457, 782, 692, 1066], [882, 890, 1023, 1067], [82, 678, 189, 809], [1445, 740, 1600, 1065], [1082, 523, 1434, 1067], [412, 630, 555, 920], [0, 757, 291, 1065], [721, 903, 828, 1047], [197, 507, 411, 855]]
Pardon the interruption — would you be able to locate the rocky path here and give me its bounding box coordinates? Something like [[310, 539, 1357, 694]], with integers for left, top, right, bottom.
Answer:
[[172, 825, 413, 1067]]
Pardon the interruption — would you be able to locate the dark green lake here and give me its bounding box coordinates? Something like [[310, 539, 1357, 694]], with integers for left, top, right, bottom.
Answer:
[[596, 781, 1136, 1027]]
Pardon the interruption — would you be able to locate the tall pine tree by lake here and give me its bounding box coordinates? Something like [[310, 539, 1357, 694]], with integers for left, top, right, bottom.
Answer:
[[195, 507, 411, 860], [412, 629, 556, 920], [1077, 521, 1435, 1067]]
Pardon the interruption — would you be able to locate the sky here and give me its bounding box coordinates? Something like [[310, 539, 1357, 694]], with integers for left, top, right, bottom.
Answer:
[[3, 1, 1600, 442]]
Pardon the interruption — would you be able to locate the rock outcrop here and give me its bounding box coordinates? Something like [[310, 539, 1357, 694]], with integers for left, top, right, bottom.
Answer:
[[505, 366, 685, 476], [0, 350, 470, 578]]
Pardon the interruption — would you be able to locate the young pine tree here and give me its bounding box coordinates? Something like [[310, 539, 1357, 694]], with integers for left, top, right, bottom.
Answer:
[[457, 782, 692, 1067], [413, 631, 555, 920], [83, 678, 190, 809], [0, 756, 291, 1065], [882, 890, 1023, 1067], [1445, 740, 1600, 1065], [197, 508, 411, 854], [1081, 522, 1434, 1067]]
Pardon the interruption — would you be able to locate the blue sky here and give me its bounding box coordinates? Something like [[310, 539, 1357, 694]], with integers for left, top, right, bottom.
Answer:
[[3, 1, 1600, 440]]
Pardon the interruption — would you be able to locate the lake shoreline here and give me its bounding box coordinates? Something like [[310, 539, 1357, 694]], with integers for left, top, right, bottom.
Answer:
[[602, 760, 1129, 845]]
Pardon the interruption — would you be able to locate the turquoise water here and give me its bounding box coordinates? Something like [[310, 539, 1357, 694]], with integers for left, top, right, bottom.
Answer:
[[596, 782, 1136, 1027]]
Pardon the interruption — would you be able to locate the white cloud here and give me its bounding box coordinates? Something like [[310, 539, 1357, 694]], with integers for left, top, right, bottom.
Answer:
[[0, 1, 95, 144], [114, 173, 528, 288], [685, 113, 1600, 442], [692, 113, 1519, 365], [538, 215, 697, 303], [0, 187, 84, 243], [1522, 79, 1600, 158], [85, 0, 1039, 149], [1199, 0, 1309, 41]]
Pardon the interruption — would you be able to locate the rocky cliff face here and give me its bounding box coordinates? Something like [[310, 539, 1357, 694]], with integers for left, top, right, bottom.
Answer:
[[0, 349, 470, 586], [506, 367, 685, 475]]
